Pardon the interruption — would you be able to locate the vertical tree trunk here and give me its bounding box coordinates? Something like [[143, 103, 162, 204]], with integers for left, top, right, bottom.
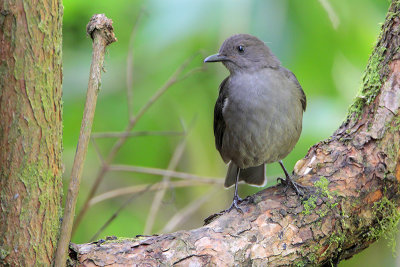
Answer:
[[0, 0, 63, 265]]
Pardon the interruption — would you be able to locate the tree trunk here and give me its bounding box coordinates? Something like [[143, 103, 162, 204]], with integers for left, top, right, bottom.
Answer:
[[71, 2, 400, 266], [0, 0, 63, 266]]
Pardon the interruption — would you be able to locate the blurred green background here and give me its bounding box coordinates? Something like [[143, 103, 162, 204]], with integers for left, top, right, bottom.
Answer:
[[62, 0, 397, 265]]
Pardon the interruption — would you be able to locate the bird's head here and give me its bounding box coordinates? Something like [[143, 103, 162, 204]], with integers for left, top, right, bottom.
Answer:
[[204, 34, 280, 73]]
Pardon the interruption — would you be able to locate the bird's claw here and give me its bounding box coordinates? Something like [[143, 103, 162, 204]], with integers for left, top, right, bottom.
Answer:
[[204, 195, 244, 224], [221, 195, 244, 214], [277, 177, 287, 185], [279, 176, 312, 198]]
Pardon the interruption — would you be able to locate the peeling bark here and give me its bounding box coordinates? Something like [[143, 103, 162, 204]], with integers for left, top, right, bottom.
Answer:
[[0, 0, 63, 266], [71, 2, 400, 266]]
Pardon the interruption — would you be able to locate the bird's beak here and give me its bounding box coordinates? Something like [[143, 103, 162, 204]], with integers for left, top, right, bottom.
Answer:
[[204, 53, 228, 63]]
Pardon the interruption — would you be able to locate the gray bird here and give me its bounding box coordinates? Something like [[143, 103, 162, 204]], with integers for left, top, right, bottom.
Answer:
[[204, 34, 306, 212]]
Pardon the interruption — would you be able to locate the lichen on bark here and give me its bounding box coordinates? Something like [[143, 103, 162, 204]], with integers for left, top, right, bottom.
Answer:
[[0, 0, 63, 265]]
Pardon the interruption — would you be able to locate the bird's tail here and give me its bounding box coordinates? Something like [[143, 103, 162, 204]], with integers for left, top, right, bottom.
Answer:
[[224, 162, 266, 188]]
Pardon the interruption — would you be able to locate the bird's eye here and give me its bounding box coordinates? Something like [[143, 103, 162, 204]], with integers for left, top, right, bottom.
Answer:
[[237, 45, 245, 53]]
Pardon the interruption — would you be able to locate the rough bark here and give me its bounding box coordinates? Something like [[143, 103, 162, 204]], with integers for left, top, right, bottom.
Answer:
[[71, 2, 400, 266], [0, 0, 63, 266]]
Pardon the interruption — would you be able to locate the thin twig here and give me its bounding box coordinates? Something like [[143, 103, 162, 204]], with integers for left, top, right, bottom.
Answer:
[[72, 165, 107, 235], [91, 137, 104, 164], [90, 183, 153, 241], [72, 53, 203, 234], [143, 120, 193, 235], [107, 54, 202, 164], [89, 180, 222, 207], [318, 0, 339, 29], [175, 66, 204, 82], [126, 9, 145, 119], [161, 186, 219, 233], [54, 14, 117, 267], [91, 130, 184, 139], [129, 54, 203, 126], [108, 165, 223, 183]]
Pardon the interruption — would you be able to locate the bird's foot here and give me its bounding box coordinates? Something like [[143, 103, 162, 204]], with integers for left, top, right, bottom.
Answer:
[[221, 195, 244, 214], [278, 176, 312, 197], [203, 196, 244, 224]]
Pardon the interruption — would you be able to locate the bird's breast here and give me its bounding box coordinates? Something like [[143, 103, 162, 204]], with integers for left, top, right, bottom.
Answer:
[[220, 71, 303, 168]]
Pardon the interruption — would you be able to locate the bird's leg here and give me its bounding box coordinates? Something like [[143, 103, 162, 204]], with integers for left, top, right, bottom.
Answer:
[[224, 168, 243, 213], [204, 168, 244, 222], [278, 160, 309, 196]]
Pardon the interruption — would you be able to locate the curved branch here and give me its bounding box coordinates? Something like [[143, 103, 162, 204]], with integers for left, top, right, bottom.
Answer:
[[70, 3, 400, 266]]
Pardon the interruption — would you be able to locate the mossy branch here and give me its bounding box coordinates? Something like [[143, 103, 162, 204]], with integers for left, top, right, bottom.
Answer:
[[70, 2, 400, 266]]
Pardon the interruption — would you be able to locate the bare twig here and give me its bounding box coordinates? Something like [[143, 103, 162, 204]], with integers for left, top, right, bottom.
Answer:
[[318, 0, 339, 29], [73, 53, 203, 234], [90, 137, 104, 164], [90, 183, 153, 241], [54, 14, 117, 267], [72, 165, 106, 236], [161, 186, 219, 233], [89, 180, 222, 207], [143, 121, 193, 235], [126, 9, 145, 119], [129, 56, 203, 126], [91, 130, 184, 139], [108, 165, 223, 183]]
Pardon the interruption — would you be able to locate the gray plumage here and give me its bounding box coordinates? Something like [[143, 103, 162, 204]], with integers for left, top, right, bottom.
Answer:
[[205, 34, 306, 193]]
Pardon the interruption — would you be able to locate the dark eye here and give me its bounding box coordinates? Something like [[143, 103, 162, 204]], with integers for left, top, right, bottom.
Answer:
[[237, 45, 245, 53]]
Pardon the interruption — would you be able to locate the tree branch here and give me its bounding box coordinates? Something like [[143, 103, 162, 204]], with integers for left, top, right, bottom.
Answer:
[[54, 14, 116, 266], [70, 3, 400, 266]]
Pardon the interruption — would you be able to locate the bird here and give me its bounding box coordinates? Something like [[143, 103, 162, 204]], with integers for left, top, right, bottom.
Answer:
[[204, 34, 306, 213]]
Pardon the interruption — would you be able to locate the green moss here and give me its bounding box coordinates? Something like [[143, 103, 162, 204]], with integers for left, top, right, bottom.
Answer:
[[311, 178, 346, 255], [367, 197, 400, 255], [0, 247, 10, 260], [391, 116, 400, 132], [315, 177, 329, 194], [302, 195, 317, 215], [294, 259, 307, 267], [302, 177, 338, 216], [347, 45, 387, 119], [306, 244, 321, 265], [17, 161, 63, 265], [295, 243, 321, 267], [253, 195, 263, 204], [316, 206, 329, 218], [347, 2, 400, 120], [19, 161, 57, 218], [319, 230, 347, 260], [315, 162, 323, 170], [391, 0, 400, 12], [329, 233, 346, 252], [307, 252, 317, 264], [386, 116, 400, 172]]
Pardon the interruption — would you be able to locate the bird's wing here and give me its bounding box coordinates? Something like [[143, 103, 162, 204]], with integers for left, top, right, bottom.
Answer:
[[214, 77, 229, 154], [283, 68, 307, 111]]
